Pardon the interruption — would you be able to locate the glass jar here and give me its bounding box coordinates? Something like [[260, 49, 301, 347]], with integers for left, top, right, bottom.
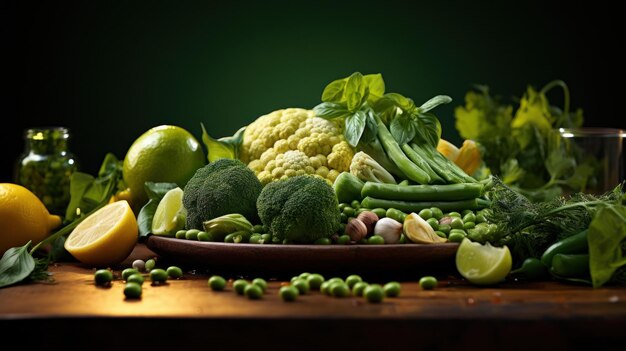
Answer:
[[14, 127, 78, 216]]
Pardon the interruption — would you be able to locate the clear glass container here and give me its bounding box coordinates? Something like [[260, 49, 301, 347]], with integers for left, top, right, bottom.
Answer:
[[559, 127, 625, 194], [14, 127, 78, 215]]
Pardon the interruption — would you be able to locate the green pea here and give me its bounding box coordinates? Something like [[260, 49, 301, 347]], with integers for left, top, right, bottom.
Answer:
[[185, 229, 200, 240], [279, 285, 299, 301], [252, 278, 268, 292], [386, 208, 407, 223], [448, 211, 462, 218], [127, 273, 144, 285], [244, 284, 263, 299], [314, 238, 331, 245], [450, 217, 464, 229], [249, 233, 263, 244], [338, 202, 349, 212], [175, 230, 187, 239], [419, 276, 438, 290], [224, 233, 236, 243], [447, 231, 465, 243], [449, 229, 467, 236], [166, 266, 183, 279], [261, 234, 271, 243], [330, 282, 350, 297], [356, 207, 371, 215], [364, 284, 384, 303], [320, 281, 332, 295], [418, 208, 433, 220], [358, 238, 368, 245], [145, 259, 156, 272], [252, 224, 264, 233], [430, 207, 444, 220], [438, 224, 451, 234], [327, 277, 344, 285], [233, 279, 249, 295], [461, 209, 473, 217], [307, 274, 325, 289], [338, 223, 346, 234], [262, 225, 269, 233], [122, 268, 139, 281], [150, 269, 168, 284], [372, 208, 387, 218], [292, 279, 310, 294], [94, 269, 113, 285], [337, 234, 351, 245], [342, 206, 355, 217], [351, 200, 361, 209], [290, 276, 301, 283], [435, 231, 447, 239], [426, 218, 439, 231], [345, 274, 362, 288], [208, 275, 226, 291], [383, 281, 401, 297], [340, 213, 348, 223], [352, 281, 368, 296], [124, 282, 142, 299], [463, 222, 476, 230], [368, 235, 385, 245], [398, 234, 407, 244], [463, 213, 476, 223]]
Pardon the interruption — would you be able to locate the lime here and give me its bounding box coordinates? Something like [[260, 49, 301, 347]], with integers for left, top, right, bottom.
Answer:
[[123, 125, 205, 211], [151, 187, 186, 236], [455, 238, 512, 285]]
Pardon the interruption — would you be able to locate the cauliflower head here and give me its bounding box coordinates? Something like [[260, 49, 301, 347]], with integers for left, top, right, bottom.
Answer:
[[240, 108, 354, 185]]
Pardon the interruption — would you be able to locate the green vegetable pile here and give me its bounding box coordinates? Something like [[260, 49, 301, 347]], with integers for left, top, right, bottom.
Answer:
[[454, 81, 596, 201]]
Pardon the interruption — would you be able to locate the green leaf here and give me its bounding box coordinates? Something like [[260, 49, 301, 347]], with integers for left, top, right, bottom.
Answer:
[[383, 93, 415, 111], [201, 123, 245, 162], [419, 95, 452, 113], [137, 182, 179, 237], [0, 242, 35, 288], [345, 72, 365, 111], [313, 102, 349, 119], [363, 74, 385, 103], [344, 111, 367, 147], [390, 115, 416, 145], [545, 148, 576, 181], [588, 204, 626, 288], [415, 112, 442, 147], [360, 109, 379, 144], [321, 77, 347, 103]]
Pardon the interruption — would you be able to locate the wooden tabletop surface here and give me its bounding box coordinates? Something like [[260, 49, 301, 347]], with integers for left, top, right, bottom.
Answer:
[[2, 244, 625, 350]]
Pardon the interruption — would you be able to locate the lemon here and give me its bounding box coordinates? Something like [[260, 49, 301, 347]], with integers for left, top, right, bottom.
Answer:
[[455, 238, 512, 285], [151, 187, 186, 236], [64, 200, 138, 267], [0, 183, 62, 254], [123, 125, 205, 211]]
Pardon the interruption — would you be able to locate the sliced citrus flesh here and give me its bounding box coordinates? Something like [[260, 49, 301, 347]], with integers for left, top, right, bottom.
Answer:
[[151, 187, 186, 236], [455, 237, 512, 285], [64, 200, 138, 267]]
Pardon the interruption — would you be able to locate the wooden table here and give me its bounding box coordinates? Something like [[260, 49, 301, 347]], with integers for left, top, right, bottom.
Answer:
[[1, 244, 625, 350]]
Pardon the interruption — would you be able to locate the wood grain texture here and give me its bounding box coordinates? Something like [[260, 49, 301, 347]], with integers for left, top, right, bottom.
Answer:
[[1, 244, 625, 350]]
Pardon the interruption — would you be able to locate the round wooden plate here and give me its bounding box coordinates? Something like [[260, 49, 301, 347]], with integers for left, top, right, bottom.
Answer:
[[145, 235, 460, 276]]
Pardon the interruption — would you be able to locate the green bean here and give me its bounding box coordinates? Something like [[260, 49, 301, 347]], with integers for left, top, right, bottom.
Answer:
[[362, 182, 484, 202], [361, 197, 490, 213], [401, 143, 444, 183]]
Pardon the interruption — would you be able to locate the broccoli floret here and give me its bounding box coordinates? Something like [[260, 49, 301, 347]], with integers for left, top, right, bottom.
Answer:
[[183, 159, 262, 230], [257, 175, 340, 244]]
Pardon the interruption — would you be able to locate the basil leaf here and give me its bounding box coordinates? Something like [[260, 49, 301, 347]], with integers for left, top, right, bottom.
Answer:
[[364, 73, 385, 103], [201, 123, 245, 162], [383, 93, 415, 111], [588, 204, 626, 288], [0, 242, 35, 288], [419, 95, 452, 113], [390, 115, 416, 145], [416, 112, 442, 147], [360, 109, 379, 143], [346, 72, 365, 111], [313, 102, 349, 119], [137, 182, 179, 237], [321, 77, 347, 103], [345, 111, 367, 147]]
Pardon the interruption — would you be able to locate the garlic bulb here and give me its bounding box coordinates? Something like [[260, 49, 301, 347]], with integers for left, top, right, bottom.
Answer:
[[374, 217, 403, 244]]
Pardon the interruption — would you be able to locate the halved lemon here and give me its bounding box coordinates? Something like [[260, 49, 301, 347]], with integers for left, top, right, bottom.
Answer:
[[64, 200, 138, 267], [455, 238, 512, 285], [151, 187, 186, 236]]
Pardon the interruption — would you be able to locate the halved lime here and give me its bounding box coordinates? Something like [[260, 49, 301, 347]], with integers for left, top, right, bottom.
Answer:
[[151, 187, 187, 236], [455, 238, 512, 285]]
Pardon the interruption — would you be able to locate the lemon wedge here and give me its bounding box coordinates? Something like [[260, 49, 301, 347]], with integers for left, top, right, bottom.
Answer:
[[64, 200, 138, 267], [455, 238, 512, 285]]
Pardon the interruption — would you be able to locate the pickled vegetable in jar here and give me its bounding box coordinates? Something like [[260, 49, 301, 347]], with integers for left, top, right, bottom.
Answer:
[[14, 127, 78, 215]]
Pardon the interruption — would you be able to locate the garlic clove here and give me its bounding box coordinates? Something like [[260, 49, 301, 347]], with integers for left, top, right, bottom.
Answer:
[[374, 217, 403, 244], [356, 211, 379, 235]]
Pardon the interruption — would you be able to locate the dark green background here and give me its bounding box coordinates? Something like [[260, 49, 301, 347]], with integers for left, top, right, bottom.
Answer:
[[2, 0, 625, 181]]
